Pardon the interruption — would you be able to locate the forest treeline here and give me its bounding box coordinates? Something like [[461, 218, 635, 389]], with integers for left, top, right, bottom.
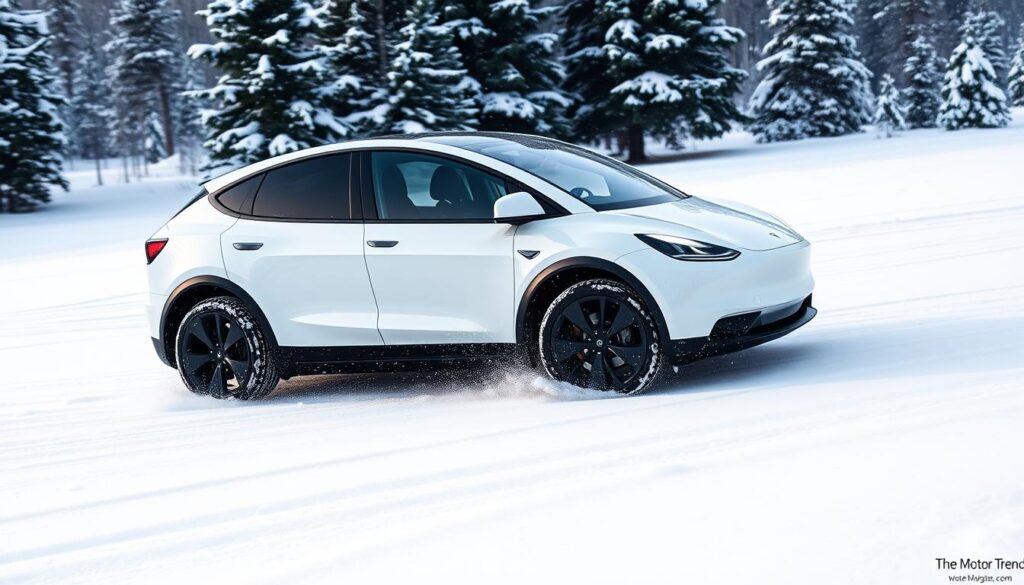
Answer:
[[2, 0, 1023, 211]]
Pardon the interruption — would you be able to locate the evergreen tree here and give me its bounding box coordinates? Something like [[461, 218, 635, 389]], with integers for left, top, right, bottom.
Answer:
[[1008, 22, 1024, 105], [937, 30, 1010, 129], [871, 0, 934, 84], [71, 41, 114, 185], [961, 10, 1008, 84], [41, 0, 80, 158], [874, 73, 908, 136], [106, 0, 181, 159], [903, 33, 943, 127], [174, 59, 205, 175], [563, 0, 747, 161], [41, 0, 80, 97], [748, 0, 874, 142], [383, 0, 476, 133], [144, 111, 166, 163], [312, 0, 385, 137], [108, 73, 145, 182], [0, 0, 67, 212], [440, 0, 568, 135], [856, 0, 887, 83], [189, 0, 342, 174]]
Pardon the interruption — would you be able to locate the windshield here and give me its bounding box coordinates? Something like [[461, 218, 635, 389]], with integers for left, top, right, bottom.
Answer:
[[430, 135, 686, 211]]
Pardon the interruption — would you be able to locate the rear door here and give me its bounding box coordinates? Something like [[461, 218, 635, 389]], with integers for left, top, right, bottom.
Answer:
[[359, 150, 517, 345], [220, 153, 382, 347]]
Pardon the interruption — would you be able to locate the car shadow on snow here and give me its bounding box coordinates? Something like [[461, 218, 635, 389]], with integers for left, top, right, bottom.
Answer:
[[244, 314, 1019, 405], [261, 346, 813, 405]]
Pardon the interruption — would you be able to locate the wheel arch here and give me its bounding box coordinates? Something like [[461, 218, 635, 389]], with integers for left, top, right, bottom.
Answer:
[[515, 257, 670, 349], [158, 276, 278, 368]]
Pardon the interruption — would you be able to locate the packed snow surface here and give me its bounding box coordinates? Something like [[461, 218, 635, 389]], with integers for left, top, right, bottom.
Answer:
[[2, 114, 1024, 583]]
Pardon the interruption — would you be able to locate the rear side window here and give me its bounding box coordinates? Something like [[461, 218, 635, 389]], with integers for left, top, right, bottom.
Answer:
[[251, 154, 352, 220], [216, 174, 263, 215]]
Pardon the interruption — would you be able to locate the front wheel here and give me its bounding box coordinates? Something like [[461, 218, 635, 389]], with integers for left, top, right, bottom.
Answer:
[[175, 296, 279, 400], [539, 279, 662, 394]]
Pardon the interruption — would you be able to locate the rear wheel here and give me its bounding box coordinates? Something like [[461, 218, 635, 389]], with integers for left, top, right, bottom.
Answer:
[[175, 296, 279, 400], [539, 279, 662, 394]]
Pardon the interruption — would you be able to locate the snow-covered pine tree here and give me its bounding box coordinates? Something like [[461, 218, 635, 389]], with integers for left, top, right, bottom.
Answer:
[[383, 0, 476, 133], [874, 73, 908, 136], [903, 33, 942, 127], [937, 30, 1011, 129], [189, 0, 342, 174], [0, 0, 67, 212], [174, 59, 204, 175], [856, 0, 887, 83], [41, 0, 80, 97], [748, 0, 874, 142], [144, 111, 167, 163], [106, 0, 181, 158], [41, 0, 80, 159], [871, 0, 933, 84], [562, 0, 747, 161], [312, 0, 385, 138], [440, 0, 568, 135], [1008, 23, 1024, 106], [960, 10, 1007, 85], [71, 40, 114, 185], [109, 78, 145, 182]]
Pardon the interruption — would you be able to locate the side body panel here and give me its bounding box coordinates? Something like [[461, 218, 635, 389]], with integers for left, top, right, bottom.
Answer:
[[220, 219, 383, 347], [364, 223, 517, 344]]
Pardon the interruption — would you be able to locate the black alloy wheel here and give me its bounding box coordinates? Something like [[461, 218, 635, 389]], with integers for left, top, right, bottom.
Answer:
[[175, 296, 278, 400], [539, 279, 662, 394]]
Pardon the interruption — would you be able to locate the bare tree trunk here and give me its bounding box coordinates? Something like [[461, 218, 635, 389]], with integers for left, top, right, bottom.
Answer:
[[158, 82, 175, 157], [122, 155, 130, 183], [626, 125, 645, 163], [95, 156, 103, 186]]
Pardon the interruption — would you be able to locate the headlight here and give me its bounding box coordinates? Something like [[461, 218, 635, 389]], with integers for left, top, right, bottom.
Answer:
[[636, 234, 740, 261]]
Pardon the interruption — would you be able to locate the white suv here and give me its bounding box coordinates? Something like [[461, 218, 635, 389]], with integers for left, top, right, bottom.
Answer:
[[146, 133, 815, 399]]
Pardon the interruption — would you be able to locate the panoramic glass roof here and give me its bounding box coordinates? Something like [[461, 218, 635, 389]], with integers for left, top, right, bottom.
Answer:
[[417, 133, 685, 211]]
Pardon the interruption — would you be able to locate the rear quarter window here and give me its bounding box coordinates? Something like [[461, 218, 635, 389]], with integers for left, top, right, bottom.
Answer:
[[251, 154, 352, 220], [215, 173, 264, 215]]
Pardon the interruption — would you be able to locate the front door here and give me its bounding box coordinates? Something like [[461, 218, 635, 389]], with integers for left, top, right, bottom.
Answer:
[[361, 150, 516, 345], [221, 153, 382, 348]]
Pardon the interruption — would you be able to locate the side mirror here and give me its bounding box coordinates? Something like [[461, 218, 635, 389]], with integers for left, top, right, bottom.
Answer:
[[494, 191, 547, 225]]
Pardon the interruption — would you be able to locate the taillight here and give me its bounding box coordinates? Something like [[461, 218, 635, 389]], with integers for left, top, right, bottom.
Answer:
[[145, 239, 168, 264]]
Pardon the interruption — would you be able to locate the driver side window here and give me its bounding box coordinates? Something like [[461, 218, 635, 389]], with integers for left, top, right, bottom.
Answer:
[[369, 151, 508, 221]]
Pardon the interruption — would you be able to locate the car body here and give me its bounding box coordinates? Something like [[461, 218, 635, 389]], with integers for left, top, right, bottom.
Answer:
[[146, 132, 815, 398]]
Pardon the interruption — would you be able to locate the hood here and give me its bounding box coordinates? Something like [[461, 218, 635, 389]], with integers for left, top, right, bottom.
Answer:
[[609, 197, 802, 251]]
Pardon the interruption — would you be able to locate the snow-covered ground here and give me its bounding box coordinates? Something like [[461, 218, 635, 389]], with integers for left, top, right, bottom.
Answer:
[[2, 115, 1023, 584]]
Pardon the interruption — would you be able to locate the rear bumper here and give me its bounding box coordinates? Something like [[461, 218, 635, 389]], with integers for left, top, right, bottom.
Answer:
[[152, 336, 174, 367], [668, 295, 815, 365]]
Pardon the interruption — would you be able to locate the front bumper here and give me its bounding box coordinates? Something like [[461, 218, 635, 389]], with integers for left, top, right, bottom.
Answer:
[[669, 295, 815, 365], [616, 241, 814, 341]]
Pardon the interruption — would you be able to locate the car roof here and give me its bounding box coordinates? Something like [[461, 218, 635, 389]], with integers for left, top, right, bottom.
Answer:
[[200, 132, 572, 195], [198, 132, 597, 215]]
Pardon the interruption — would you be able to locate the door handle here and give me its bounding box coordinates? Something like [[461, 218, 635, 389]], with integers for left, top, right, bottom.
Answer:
[[366, 240, 398, 248], [233, 242, 263, 251]]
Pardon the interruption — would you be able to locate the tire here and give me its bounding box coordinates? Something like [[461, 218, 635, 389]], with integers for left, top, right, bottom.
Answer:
[[539, 278, 662, 395], [175, 296, 279, 400]]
